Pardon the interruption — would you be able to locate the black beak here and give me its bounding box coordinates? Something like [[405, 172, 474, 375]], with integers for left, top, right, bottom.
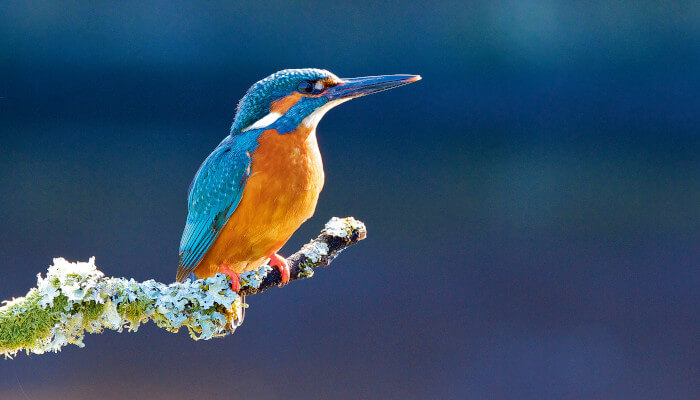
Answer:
[[325, 74, 421, 100]]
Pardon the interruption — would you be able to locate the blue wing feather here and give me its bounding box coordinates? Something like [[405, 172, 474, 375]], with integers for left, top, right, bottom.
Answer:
[[176, 132, 259, 282]]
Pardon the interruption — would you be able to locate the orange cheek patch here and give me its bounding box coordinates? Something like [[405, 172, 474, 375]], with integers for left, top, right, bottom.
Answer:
[[270, 93, 303, 114]]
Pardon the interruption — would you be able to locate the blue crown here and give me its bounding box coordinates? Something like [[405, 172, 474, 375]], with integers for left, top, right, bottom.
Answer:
[[230, 68, 335, 134]]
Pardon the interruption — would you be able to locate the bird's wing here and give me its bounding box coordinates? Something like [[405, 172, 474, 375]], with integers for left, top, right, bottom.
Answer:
[[176, 136, 252, 282]]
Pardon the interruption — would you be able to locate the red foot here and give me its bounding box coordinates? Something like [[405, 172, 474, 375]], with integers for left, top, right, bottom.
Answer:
[[268, 252, 290, 286], [218, 264, 240, 292]]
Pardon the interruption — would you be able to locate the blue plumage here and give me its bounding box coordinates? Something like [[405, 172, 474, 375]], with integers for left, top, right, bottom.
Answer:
[[177, 131, 259, 281], [230, 69, 334, 134]]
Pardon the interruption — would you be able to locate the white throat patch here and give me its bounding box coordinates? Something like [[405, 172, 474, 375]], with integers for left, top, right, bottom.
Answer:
[[241, 112, 282, 132], [302, 98, 351, 129]]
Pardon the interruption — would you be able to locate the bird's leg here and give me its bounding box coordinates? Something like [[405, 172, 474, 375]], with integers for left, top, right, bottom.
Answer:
[[218, 264, 240, 292], [268, 252, 290, 286]]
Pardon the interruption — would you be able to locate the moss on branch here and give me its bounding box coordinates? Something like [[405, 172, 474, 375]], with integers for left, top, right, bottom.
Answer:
[[0, 217, 366, 358]]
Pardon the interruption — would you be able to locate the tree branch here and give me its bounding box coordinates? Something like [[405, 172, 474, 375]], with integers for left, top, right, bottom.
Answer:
[[240, 216, 366, 295], [0, 217, 366, 358]]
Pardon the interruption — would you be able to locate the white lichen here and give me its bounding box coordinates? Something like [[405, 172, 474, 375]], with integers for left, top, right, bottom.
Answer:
[[301, 241, 329, 263], [0, 258, 271, 358], [239, 265, 272, 289], [323, 216, 364, 238]]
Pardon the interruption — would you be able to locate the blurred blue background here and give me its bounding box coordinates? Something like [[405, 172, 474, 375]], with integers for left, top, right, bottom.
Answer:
[[0, 1, 697, 399]]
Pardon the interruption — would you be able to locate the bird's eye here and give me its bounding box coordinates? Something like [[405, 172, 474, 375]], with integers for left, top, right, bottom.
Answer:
[[298, 80, 325, 95], [298, 81, 313, 93]]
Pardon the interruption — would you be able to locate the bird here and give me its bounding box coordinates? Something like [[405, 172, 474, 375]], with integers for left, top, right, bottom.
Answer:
[[176, 68, 421, 291]]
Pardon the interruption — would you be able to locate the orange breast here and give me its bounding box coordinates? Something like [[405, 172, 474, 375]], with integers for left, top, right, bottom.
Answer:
[[194, 126, 324, 277]]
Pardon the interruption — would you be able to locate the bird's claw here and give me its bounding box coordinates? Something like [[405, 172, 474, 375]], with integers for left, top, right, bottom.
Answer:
[[219, 264, 240, 292], [268, 253, 290, 286]]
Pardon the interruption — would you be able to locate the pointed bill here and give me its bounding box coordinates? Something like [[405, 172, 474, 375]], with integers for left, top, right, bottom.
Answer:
[[325, 74, 421, 100]]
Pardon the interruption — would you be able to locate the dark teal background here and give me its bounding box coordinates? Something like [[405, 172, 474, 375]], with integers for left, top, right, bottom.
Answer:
[[0, 1, 697, 399]]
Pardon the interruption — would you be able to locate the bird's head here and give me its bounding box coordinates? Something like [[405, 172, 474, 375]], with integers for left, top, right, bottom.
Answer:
[[230, 68, 421, 135]]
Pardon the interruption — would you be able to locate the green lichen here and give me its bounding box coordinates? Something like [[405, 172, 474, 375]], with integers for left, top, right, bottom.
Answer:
[[1, 292, 56, 354], [0, 258, 262, 357], [117, 298, 151, 330], [80, 301, 106, 325], [297, 259, 316, 278], [0, 293, 75, 357]]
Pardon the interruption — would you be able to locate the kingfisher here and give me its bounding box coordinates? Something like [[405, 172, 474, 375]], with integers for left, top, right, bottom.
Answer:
[[176, 68, 421, 291]]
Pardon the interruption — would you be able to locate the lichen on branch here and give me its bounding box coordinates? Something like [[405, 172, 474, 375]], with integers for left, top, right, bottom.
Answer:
[[0, 217, 366, 358]]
